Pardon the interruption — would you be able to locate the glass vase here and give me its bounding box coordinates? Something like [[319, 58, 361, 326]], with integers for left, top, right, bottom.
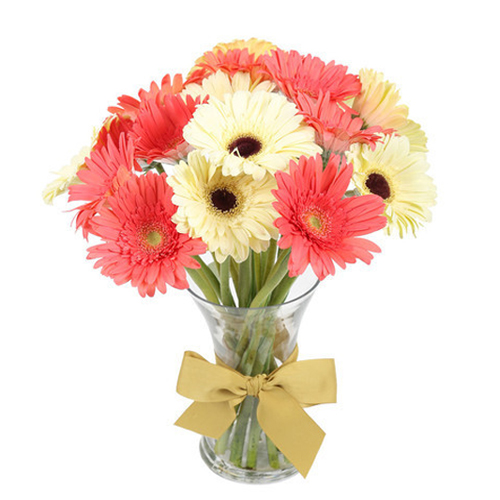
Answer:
[[188, 272, 319, 484]]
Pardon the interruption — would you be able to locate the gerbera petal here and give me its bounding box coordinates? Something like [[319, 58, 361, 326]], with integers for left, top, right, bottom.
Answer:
[[183, 90, 321, 181], [168, 151, 279, 263], [346, 134, 436, 237], [273, 154, 386, 280], [87, 172, 206, 296]]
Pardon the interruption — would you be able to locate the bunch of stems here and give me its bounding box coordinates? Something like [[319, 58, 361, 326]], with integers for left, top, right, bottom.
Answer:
[[188, 242, 297, 470], [186, 241, 296, 309]]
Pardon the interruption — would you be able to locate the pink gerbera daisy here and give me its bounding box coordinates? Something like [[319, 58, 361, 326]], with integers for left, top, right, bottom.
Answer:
[[273, 154, 387, 280], [69, 134, 140, 237], [184, 48, 271, 86], [93, 115, 134, 152], [263, 49, 361, 106], [295, 91, 384, 153], [130, 94, 200, 163], [87, 172, 207, 297], [108, 73, 185, 120]]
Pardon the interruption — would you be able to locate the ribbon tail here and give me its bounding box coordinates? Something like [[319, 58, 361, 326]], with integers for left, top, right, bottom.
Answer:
[[257, 387, 325, 478], [174, 401, 236, 440]]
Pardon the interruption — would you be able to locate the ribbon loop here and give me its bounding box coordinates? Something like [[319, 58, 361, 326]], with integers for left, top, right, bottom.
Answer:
[[175, 346, 337, 478]]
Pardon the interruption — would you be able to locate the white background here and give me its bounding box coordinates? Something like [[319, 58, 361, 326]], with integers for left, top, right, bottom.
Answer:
[[1, 1, 499, 499]]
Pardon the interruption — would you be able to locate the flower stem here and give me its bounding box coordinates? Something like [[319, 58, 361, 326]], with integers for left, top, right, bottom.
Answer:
[[265, 353, 282, 467], [192, 256, 221, 300], [248, 249, 291, 308], [229, 397, 254, 467], [238, 313, 265, 373], [269, 275, 297, 306], [262, 239, 277, 285], [220, 258, 235, 307], [142, 160, 165, 174], [237, 255, 253, 307], [344, 188, 360, 198], [214, 427, 231, 456], [211, 253, 221, 275], [186, 268, 219, 304], [266, 437, 281, 469], [245, 321, 278, 469], [253, 251, 262, 291], [245, 398, 260, 469], [231, 312, 273, 469], [230, 258, 239, 293]]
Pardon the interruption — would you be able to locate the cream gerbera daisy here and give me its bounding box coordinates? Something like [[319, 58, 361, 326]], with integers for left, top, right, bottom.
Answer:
[[42, 144, 91, 204], [397, 119, 427, 153], [353, 69, 428, 152], [209, 38, 276, 58], [346, 134, 436, 237], [182, 70, 275, 101], [167, 151, 279, 263], [183, 91, 321, 181]]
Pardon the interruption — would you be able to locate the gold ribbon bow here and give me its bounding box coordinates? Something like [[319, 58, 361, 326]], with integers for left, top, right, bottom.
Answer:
[[175, 346, 337, 478]]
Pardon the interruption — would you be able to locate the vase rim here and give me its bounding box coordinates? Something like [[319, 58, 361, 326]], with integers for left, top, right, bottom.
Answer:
[[187, 277, 320, 311]]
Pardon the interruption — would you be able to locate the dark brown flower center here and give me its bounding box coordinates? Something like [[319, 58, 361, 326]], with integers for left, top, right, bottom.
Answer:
[[211, 188, 238, 213], [365, 173, 391, 200], [228, 136, 262, 158]]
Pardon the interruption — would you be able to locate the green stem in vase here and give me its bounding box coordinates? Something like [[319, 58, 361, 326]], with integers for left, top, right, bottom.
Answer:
[[234, 310, 257, 361], [253, 251, 262, 292], [245, 319, 277, 469], [186, 268, 219, 304], [249, 248, 291, 308], [237, 255, 253, 307], [264, 354, 282, 468], [229, 397, 254, 467], [219, 258, 235, 306], [230, 312, 269, 467], [266, 437, 281, 469], [238, 313, 265, 373], [215, 314, 262, 459], [269, 275, 298, 306], [262, 239, 277, 285], [211, 253, 221, 275], [230, 258, 239, 293], [214, 427, 231, 456], [193, 256, 221, 301], [245, 398, 260, 469]]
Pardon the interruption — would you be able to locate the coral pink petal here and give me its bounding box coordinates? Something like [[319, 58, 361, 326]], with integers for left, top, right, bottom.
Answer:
[[273, 153, 386, 280], [87, 171, 206, 296]]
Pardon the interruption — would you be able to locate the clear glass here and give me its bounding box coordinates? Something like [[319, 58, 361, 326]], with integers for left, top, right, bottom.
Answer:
[[188, 270, 319, 484]]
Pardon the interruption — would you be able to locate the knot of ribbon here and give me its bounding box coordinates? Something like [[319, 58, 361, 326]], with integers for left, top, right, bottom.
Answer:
[[245, 373, 267, 397], [174, 346, 337, 478]]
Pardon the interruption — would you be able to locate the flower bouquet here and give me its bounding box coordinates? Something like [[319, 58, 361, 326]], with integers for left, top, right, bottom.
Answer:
[[44, 38, 436, 483]]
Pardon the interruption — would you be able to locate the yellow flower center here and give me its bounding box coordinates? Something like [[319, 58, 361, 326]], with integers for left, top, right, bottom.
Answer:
[[146, 230, 163, 247], [303, 208, 330, 237], [309, 215, 322, 230], [138, 224, 167, 253]]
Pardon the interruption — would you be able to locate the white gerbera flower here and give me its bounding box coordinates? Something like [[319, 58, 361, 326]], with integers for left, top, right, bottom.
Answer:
[[167, 151, 279, 263], [181, 70, 275, 102], [183, 90, 321, 181], [353, 69, 428, 152], [42, 145, 91, 204], [347, 134, 437, 237]]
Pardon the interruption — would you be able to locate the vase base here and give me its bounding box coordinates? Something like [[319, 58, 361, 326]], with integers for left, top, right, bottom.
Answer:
[[199, 437, 298, 484]]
